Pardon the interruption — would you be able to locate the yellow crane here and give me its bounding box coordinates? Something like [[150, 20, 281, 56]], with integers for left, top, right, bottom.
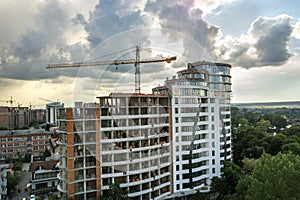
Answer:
[[46, 46, 177, 93]]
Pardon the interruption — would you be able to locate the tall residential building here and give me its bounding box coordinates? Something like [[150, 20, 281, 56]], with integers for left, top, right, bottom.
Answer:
[[57, 61, 231, 200], [153, 61, 232, 196], [29, 108, 46, 123], [46, 102, 64, 125], [0, 106, 31, 130], [57, 103, 101, 200]]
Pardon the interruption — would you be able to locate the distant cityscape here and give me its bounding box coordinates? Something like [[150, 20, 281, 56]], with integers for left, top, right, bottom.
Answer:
[[233, 101, 300, 109]]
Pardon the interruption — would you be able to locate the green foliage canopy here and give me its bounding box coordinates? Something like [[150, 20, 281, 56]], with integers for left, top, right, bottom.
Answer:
[[246, 153, 300, 200]]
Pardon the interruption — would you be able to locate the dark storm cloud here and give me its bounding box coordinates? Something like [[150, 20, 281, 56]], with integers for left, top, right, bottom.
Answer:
[[220, 15, 294, 68], [251, 16, 293, 66], [85, 0, 148, 48], [145, 0, 220, 62], [0, 0, 85, 80]]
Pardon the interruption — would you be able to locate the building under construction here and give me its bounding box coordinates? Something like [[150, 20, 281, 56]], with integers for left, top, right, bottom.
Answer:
[[56, 61, 232, 200]]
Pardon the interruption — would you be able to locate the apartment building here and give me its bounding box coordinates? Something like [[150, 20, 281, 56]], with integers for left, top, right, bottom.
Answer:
[[0, 129, 51, 161], [0, 164, 8, 200], [57, 103, 101, 200], [153, 61, 232, 197], [0, 106, 30, 130], [56, 61, 231, 200], [0, 106, 45, 130], [46, 102, 64, 126], [98, 94, 171, 200], [29, 108, 46, 123], [57, 96, 171, 200]]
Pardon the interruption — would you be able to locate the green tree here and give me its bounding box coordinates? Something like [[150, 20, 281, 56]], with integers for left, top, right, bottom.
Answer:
[[282, 142, 300, 155], [263, 113, 288, 132], [210, 161, 241, 199], [241, 158, 258, 175], [23, 152, 31, 163], [48, 194, 60, 200], [245, 152, 300, 200], [191, 190, 209, 200], [266, 133, 286, 155], [7, 171, 21, 193], [13, 159, 23, 171], [255, 119, 271, 133], [232, 119, 266, 165], [100, 183, 130, 200], [285, 124, 300, 137], [0, 126, 8, 130]]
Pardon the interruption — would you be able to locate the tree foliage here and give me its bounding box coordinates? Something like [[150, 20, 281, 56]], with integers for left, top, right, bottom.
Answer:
[[100, 183, 130, 200], [214, 107, 300, 199], [210, 161, 241, 199], [212, 153, 300, 200], [48, 194, 60, 200], [7, 171, 21, 192], [232, 108, 300, 165], [245, 152, 300, 200]]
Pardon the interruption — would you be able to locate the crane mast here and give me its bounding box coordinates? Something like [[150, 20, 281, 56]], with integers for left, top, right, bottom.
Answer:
[[47, 46, 176, 94], [135, 46, 140, 93]]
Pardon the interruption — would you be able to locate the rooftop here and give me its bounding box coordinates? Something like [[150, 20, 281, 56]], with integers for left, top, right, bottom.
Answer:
[[0, 129, 50, 137]]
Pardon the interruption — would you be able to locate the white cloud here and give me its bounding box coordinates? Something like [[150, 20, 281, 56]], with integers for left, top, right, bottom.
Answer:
[[292, 19, 300, 40], [193, 0, 237, 16]]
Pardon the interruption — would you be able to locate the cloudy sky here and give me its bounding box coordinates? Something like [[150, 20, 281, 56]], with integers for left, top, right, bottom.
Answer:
[[1, 0, 300, 107]]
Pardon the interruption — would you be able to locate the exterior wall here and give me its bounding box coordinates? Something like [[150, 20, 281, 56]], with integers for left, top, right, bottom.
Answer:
[[31, 170, 59, 191], [192, 61, 232, 165], [0, 107, 9, 129], [57, 104, 100, 200], [99, 94, 171, 200], [29, 109, 46, 123], [162, 68, 214, 194]]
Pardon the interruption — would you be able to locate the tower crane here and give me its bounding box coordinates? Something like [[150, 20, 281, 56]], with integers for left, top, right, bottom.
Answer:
[[39, 98, 59, 103], [0, 96, 15, 107], [46, 46, 177, 94]]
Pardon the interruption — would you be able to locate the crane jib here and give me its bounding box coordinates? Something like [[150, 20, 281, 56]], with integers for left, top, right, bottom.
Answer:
[[46, 57, 176, 68], [46, 54, 177, 93]]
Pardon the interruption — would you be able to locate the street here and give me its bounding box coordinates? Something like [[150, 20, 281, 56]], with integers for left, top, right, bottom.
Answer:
[[10, 163, 31, 200]]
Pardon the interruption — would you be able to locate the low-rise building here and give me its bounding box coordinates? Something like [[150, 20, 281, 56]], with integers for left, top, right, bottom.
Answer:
[[0, 129, 51, 161], [29, 160, 59, 194]]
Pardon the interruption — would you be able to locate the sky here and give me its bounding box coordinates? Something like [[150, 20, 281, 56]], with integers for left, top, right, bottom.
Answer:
[[0, 0, 300, 107]]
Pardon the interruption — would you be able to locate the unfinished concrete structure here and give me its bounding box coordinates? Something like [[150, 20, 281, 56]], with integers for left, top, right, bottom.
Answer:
[[56, 61, 232, 200]]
